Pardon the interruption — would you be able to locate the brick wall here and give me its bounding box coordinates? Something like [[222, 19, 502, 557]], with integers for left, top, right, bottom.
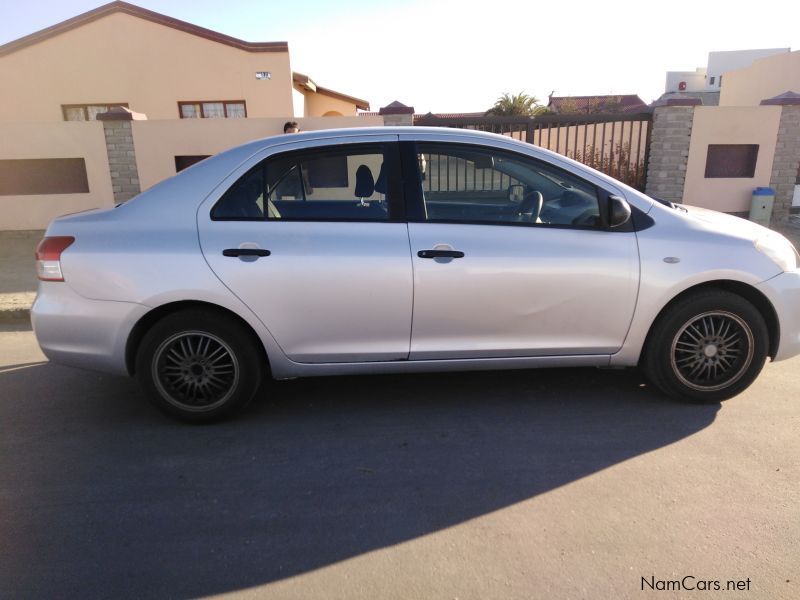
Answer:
[[101, 120, 141, 203], [769, 105, 800, 224], [644, 106, 694, 203]]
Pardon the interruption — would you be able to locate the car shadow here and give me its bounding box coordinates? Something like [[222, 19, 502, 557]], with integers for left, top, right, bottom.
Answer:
[[0, 362, 719, 598]]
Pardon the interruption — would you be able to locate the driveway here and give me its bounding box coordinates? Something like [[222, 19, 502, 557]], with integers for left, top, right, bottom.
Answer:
[[0, 325, 797, 599]]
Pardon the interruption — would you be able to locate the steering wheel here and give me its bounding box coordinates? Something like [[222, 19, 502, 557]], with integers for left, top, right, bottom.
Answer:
[[518, 190, 543, 223], [571, 208, 599, 227]]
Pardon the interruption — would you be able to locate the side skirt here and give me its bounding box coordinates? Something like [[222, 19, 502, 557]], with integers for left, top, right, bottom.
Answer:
[[269, 354, 613, 379]]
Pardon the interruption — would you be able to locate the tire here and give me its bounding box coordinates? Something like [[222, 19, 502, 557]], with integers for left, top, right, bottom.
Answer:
[[136, 308, 265, 422], [642, 290, 769, 403]]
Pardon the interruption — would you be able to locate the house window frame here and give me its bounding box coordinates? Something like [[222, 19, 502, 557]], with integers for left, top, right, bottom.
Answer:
[[61, 103, 129, 121], [0, 158, 89, 195], [178, 101, 248, 119], [704, 144, 760, 179], [175, 155, 211, 172]]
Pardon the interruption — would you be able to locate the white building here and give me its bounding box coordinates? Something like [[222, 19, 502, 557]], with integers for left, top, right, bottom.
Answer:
[[665, 48, 790, 93], [665, 67, 707, 94]]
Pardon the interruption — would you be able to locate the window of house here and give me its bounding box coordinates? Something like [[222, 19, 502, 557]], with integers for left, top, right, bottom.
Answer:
[[62, 103, 128, 121], [0, 158, 89, 195], [178, 101, 247, 119], [705, 145, 759, 178], [709, 76, 715, 86], [175, 155, 211, 172]]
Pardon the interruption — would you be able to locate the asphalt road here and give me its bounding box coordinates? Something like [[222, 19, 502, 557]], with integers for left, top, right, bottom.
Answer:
[[1, 324, 798, 600]]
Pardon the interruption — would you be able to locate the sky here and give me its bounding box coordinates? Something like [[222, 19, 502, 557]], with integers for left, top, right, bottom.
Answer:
[[1, 0, 797, 113]]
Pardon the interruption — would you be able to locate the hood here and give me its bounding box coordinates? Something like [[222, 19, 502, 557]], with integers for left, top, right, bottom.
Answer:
[[681, 204, 778, 242]]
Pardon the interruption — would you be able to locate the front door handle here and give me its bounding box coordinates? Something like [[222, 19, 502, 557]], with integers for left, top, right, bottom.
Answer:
[[418, 249, 465, 259], [222, 248, 271, 257]]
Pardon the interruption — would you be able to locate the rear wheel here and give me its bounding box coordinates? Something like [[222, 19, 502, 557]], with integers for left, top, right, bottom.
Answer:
[[136, 309, 264, 422], [642, 290, 769, 403]]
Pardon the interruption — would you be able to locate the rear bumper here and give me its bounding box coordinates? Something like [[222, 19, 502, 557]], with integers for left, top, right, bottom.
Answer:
[[31, 282, 149, 376], [757, 270, 800, 362]]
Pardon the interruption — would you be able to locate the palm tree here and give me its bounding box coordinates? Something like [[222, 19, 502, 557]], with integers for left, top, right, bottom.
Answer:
[[485, 92, 547, 116]]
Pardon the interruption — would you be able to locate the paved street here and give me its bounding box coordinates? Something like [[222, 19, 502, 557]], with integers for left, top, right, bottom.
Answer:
[[0, 324, 798, 599]]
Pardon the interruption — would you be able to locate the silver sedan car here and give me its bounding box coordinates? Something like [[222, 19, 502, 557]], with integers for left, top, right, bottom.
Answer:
[[32, 127, 800, 421]]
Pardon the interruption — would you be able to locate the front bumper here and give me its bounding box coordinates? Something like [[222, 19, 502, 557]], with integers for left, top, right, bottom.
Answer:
[[757, 270, 800, 362], [31, 282, 149, 376]]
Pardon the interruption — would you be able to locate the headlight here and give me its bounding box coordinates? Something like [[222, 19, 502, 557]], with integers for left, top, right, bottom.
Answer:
[[754, 235, 799, 272]]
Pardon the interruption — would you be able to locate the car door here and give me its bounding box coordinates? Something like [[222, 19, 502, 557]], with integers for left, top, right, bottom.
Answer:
[[198, 138, 413, 363], [400, 139, 640, 360]]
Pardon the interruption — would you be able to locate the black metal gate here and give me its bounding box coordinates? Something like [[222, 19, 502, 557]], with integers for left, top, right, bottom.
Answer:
[[413, 112, 653, 191]]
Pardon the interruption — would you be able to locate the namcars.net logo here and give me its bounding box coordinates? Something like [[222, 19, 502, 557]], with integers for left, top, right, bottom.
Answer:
[[641, 575, 752, 592]]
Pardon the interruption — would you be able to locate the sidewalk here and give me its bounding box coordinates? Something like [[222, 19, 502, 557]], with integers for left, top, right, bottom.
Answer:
[[775, 214, 800, 247], [1, 219, 799, 325], [0, 230, 42, 324]]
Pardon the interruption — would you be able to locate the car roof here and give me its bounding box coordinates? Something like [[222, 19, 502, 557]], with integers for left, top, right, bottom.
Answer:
[[225, 126, 528, 157]]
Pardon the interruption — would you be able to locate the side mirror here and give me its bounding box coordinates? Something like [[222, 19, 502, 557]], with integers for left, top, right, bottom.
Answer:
[[608, 195, 631, 228], [508, 184, 525, 204]]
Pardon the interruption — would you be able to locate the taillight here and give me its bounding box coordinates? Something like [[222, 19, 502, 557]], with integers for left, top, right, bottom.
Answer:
[[35, 236, 75, 281]]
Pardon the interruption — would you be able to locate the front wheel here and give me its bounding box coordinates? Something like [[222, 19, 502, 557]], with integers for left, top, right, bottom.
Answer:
[[642, 290, 769, 403], [136, 309, 265, 422]]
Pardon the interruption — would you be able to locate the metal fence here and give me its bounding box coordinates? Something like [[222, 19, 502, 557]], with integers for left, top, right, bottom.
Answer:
[[414, 112, 653, 191], [420, 152, 520, 195]]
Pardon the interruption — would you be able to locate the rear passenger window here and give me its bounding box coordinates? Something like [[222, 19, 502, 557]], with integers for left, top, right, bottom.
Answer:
[[211, 166, 264, 219], [212, 144, 393, 221]]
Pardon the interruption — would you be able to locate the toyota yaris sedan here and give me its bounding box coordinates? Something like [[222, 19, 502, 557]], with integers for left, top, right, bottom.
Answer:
[[32, 127, 800, 421]]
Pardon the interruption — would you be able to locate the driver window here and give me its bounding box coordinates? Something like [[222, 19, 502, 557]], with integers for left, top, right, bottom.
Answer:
[[416, 143, 601, 227]]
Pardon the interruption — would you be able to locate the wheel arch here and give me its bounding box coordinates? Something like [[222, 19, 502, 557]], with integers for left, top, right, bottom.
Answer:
[[641, 279, 780, 363], [125, 300, 270, 376]]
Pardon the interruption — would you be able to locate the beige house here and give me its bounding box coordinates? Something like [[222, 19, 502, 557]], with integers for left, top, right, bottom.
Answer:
[[293, 72, 369, 117], [0, 1, 378, 230], [720, 51, 800, 108], [0, 0, 369, 122]]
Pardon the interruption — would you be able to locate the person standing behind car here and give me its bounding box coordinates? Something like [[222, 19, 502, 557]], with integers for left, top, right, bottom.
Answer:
[[277, 121, 314, 198]]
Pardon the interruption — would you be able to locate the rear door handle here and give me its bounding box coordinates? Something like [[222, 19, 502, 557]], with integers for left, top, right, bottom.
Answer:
[[222, 248, 271, 257], [418, 249, 465, 259]]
